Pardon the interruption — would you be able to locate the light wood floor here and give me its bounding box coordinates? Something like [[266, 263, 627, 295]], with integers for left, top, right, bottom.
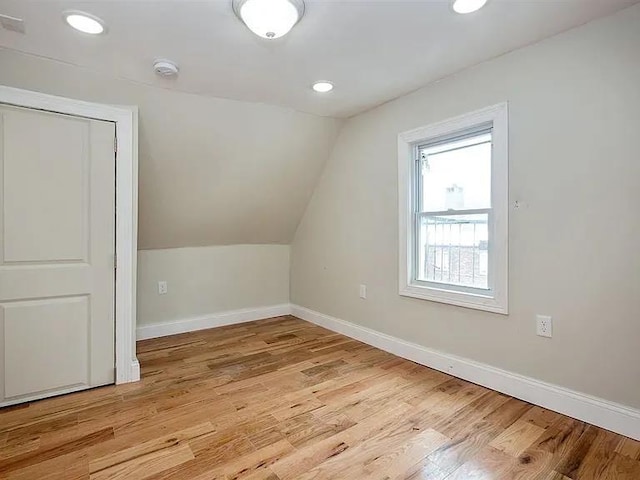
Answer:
[[0, 316, 638, 479]]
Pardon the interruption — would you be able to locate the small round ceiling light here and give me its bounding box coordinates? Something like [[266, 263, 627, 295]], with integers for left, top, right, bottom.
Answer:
[[63, 10, 106, 34], [452, 0, 488, 14], [232, 0, 304, 39], [312, 81, 333, 93]]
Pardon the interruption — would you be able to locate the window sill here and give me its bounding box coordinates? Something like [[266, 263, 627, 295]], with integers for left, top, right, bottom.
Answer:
[[399, 283, 508, 314]]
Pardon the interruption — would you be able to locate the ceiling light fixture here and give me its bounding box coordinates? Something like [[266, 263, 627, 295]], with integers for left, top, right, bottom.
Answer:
[[312, 81, 334, 93], [452, 0, 488, 14], [232, 0, 304, 39], [63, 10, 106, 34]]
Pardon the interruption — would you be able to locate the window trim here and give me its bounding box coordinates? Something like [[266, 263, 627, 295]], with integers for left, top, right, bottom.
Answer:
[[398, 103, 509, 314]]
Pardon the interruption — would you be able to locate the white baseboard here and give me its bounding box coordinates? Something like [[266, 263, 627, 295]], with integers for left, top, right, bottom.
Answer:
[[290, 304, 640, 441], [129, 359, 141, 382], [136, 304, 291, 341]]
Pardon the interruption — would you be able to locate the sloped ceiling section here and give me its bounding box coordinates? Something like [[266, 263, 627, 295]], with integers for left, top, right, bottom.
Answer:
[[1, 0, 636, 117], [0, 48, 343, 249]]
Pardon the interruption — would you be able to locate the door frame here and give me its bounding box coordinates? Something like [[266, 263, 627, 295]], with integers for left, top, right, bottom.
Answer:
[[0, 85, 140, 384]]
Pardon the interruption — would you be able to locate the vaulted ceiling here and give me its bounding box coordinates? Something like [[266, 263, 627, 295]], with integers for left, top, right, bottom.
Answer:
[[1, 0, 636, 118], [0, 0, 636, 249]]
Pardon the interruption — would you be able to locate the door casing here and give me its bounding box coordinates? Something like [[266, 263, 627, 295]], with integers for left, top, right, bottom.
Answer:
[[0, 85, 139, 390]]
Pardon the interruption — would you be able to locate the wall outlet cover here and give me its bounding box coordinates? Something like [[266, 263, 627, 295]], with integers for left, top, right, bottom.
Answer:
[[536, 315, 552, 338]]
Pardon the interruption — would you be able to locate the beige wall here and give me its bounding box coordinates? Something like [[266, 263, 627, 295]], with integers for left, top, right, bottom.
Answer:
[[0, 48, 339, 330], [0, 48, 342, 249], [291, 4, 640, 409], [137, 245, 289, 327]]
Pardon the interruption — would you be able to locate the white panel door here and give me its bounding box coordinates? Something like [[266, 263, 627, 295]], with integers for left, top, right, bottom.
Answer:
[[0, 104, 115, 406]]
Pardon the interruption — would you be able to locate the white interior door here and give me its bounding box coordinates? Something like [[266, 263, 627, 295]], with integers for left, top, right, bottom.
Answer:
[[0, 104, 116, 406]]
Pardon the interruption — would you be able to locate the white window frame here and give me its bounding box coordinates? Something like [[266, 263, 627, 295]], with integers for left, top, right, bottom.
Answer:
[[398, 103, 508, 314]]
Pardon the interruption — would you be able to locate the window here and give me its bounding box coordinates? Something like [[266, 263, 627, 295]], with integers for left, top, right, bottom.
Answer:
[[398, 103, 508, 313]]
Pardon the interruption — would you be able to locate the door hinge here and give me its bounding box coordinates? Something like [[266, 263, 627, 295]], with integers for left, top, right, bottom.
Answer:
[[114, 253, 117, 270], [114, 136, 118, 154]]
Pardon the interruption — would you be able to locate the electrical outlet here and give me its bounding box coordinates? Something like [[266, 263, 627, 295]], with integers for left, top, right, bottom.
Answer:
[[536, 315, 552, 338], [359, 284, 367, 299], [158, 281, 168, 295]]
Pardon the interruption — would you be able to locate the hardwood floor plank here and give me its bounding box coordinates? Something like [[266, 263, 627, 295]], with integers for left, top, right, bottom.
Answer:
[[0, 427, 113, 476], [270, 401, 416, 479], [0, 436, 40, 461], [573, 428, 621, 479], [553, 424, 600, 478], [425, 416, 504, 476], [404, 457, 450, 480], [212, 438, 294, 480], [294, 424, 448, 480], [145, 432, 253, 479], [616, 437, 640, 461], [519, 406, 564, 430], [342, 428, 449, 479], [544, 473, 573, 480], [603, 452, 640, 479], [0, 315, 636, 480], [445, 445, 515, 480], [88, 422, 214, 474], [489, 419, 547, 457], [89, 443, 194, 480], [4, 450, 90, 480], [276, 410, 355, 448]]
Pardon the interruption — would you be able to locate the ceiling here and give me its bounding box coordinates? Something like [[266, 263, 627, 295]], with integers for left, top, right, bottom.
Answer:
[[0, 0, 637, 118]]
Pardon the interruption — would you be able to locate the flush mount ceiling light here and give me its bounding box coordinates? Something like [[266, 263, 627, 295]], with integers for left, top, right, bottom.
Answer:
[[452, 0, 488, 14], [312, 81, 334, 93], [63, 10, 106, 34], [232, 0, 304, 39]]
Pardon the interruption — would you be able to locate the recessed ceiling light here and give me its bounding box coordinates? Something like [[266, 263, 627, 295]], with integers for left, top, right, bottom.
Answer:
[[312, 81, 334, 93], [63, 11, 106, 35], [232, 0, 304, 39], [452, 0, 488, 14]]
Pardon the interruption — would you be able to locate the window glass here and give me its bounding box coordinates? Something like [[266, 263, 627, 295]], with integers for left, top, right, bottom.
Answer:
[[419, 133, 491, 212], [416, 213, 489, 289]]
